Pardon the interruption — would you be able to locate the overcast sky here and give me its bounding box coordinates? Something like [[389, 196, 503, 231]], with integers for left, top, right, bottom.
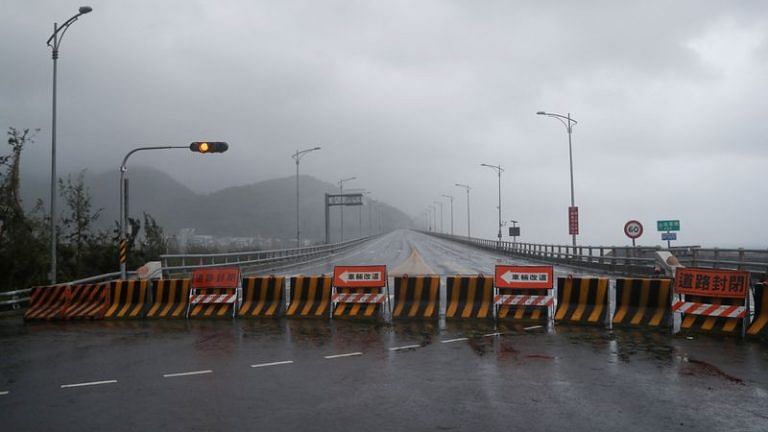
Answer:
[[2, 1, 767, 247]]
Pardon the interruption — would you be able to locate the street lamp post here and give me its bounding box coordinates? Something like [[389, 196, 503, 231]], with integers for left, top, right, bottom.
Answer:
[[118, 142, 228, 279], [433, 201, 444, 233], [537, 111, 578, 247], [455, 184, 471, 238], [292, 147, 321, 248], [46, 6, 93, 284], [481, 163, 504, 246], [442, 194, 454, 235], [338, 176, 356, 242]]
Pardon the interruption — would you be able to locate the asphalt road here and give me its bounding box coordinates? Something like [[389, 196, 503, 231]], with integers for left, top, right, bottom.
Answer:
[[1, 231, 767, 431]]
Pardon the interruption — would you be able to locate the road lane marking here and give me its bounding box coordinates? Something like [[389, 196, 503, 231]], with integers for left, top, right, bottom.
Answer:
[[524, 325, 543, 331], [60, 380, 118, 389], [163, 370, 213, 378], [251, 360, 294, 368], [483, 332, 502, 337], [0, 391, 9, 396], [389, 344, 421, 351], [441, 337, 469, 344], [324, 352, 362, 359]]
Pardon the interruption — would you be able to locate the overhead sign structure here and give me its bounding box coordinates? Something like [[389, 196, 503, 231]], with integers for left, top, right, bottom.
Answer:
[[568, 207, 579, 235], [191, 267, 240, 289], [495, 265, 554, 290], [673, 268, 749, 299], [657, 220, 680, 232], [333, 265, 387, 288]]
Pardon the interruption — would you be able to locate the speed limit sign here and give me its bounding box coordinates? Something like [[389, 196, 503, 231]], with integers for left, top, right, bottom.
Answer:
[[624, 220, 643, 239]]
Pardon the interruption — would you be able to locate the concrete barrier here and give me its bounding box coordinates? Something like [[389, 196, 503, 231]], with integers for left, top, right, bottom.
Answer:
[[392, 275, 440, 320], [238, 276, 285, 317], [445, 276, 493, 319], [105, 280, 149, 319], [146, 279, 190, 319], [612, 278, 672, 328], [286, 276, 332, 318], [555, 277, 609, 326]]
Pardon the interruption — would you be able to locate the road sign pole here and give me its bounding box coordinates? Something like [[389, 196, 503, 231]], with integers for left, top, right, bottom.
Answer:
[[667, 231, 671, 249]]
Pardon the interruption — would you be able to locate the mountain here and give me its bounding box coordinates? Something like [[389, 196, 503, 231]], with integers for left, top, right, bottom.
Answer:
[[22, 167, 412, 245]]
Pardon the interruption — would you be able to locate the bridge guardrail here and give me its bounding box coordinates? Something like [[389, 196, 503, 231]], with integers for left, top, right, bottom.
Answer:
[[427, 232, 768, 280]]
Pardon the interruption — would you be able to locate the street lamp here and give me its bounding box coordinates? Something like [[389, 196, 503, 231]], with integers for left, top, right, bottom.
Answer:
[[292, 146, 321, 248], [537, 110, 578, 246], [118, 141, 228, 279], [481, 163, 504, 245], [359, 191, 371, 238], [433, 200, 444, 233], [442, 194, 454, 235], [455, 183, 471, 238], [46, 5, 93, 284], [338, 176, 356, 241]]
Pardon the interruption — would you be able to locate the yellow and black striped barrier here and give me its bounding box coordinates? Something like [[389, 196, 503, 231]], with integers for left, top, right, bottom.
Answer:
[[238, 276, 285, 318], [332, 288, 385, 319], [146, 279, 190, 319], [555, 277, 609, 325], [392, 275, 440, 320], [679, 295, 746, 334], [747, 282, 768, 338], [445, 276, 493, 319], [188, 288, 238, 319], [286, 276, 332, 318], [496, 289, 551, 322], [612, 278, 672, 328], [105, 280, 149, 319]]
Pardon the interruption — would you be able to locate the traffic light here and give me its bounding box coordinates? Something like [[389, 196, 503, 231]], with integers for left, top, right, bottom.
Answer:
[[189, 141, 228, 153]]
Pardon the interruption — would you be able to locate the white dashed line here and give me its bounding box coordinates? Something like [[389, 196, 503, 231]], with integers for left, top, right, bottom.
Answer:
[[60, 380, 118, 389], [251, 360, 294, 368], [0, 391, 9, 396], [441, 337, 469, 344], [389, 344, 420, 351], [163, 370, 213, 378], [483, 332, 502, 337], [524, 325, 543, 331], [324, 352, 363, 359]]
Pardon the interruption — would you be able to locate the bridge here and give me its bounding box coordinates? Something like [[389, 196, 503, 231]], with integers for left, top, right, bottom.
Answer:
[[1, 230, 767, 431]]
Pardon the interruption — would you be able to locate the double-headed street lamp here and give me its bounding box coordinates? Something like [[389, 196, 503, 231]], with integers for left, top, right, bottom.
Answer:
[[46, 5, 93, 284], [338, 176, 356, 241], [292, 147, 321, 247], [455, 183, 471, 238], [537, 111, 578, 246], [481, 163, 504, 245], [118, 141, 228, 279], [442, 194, 454, 235]]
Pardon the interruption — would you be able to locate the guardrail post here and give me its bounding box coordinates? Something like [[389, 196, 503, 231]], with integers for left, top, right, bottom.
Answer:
[[738, 248, 744, 270]]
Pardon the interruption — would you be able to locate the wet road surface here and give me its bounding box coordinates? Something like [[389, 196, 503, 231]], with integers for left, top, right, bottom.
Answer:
[[1, 317, 767, 431]]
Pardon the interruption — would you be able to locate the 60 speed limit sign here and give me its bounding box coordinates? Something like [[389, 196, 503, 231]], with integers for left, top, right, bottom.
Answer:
[[624, 220, 643, 239]]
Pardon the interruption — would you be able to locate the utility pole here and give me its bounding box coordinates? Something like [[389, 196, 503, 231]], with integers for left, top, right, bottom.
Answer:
[[455, 184, 471, 238], [442, 194, 454, 235]]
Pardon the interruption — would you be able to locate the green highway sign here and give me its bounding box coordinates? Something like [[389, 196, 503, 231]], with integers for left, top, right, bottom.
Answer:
[[657, 220, 680, 232]]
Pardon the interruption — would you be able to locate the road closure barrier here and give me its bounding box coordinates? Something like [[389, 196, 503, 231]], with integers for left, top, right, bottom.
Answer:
[[187, 267, 241, 319], [331, 265, 388, 319], [445, 276, 493, 319], [24, 285, 69, 320], [104, 280, 149, 319], [747, 282, 768, 338], [494, 265, 554, 322], [392, 275, 440, 320], [612, 278, 672, 328], [672, 268, 749, 335], [61, 283, 108, 320], [238, 276, 285, 317], [146, 279, 190, 318], [555, 277, 609, 325], [286, 276, 332, 318]]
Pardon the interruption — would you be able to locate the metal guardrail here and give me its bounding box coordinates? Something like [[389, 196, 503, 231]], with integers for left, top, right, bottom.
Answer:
[[160, 236, 378, 278], [428, 232, 768, 279]]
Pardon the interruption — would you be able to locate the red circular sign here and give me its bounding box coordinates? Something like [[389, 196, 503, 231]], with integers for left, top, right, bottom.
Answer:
[[624, 220, 643, 239]]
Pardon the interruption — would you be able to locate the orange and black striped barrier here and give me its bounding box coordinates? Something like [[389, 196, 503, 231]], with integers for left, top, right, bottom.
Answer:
[[188, 288, 238, 318], [104, 280, 149, 319], [331, 265, 388, 319], [24, 285, 69, 320], [286, 276, 332, 318], [612, 278, 672, 328], [146, 279, 190, 318], [392, 275, 440, 320], [554, 277, 609, 325], [238, 276, 285, 318], [445, 276, 493, 319], [747, 282, 767, 338], [494, 265, 554, 323], [672, 268, 749, 335], [61, 283, 109, 320]]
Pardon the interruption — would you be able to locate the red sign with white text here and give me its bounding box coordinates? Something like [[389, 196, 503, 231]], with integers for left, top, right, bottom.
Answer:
[[333, 265, 387, 288], [673, 268, 749, 299], [568, 206, 579, 235], [495, 265, 554, 290], [191, 267, 241, 289]]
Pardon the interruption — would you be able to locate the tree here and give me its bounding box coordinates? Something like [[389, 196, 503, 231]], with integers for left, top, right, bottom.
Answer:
[[58, 170, 102, 280]]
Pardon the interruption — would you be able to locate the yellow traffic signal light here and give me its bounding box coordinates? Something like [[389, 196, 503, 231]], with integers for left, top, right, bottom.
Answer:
[[190, 141, 228, 153]]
